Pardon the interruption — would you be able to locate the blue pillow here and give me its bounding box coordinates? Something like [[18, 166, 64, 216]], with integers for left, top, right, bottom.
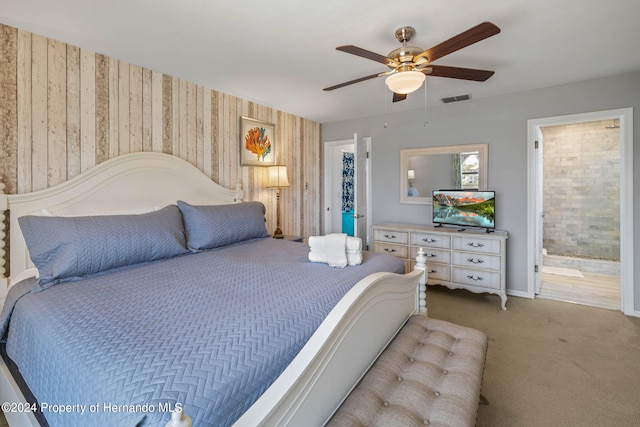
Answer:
[[177, 201, 269, 251], [18, 205, 188, 286]]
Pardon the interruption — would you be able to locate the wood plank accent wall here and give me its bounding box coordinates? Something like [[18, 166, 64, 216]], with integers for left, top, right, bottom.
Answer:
[[0, 23, 321, 240]]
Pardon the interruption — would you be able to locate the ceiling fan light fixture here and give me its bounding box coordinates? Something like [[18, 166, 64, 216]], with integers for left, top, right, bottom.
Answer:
[[385, 71, 425, 94]]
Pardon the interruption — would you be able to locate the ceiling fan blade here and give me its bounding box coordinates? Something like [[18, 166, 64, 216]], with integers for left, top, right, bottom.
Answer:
[[424, 65, 495, 81], [416, 22, 500, 63], [336, 45, 397, 66], [392, 92, 407, 103], [323, 72, 385, 91]]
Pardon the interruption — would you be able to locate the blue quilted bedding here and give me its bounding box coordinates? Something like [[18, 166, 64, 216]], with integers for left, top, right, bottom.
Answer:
[[0, 238, 404, 426]]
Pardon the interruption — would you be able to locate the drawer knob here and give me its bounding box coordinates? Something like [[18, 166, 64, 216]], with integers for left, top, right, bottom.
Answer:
[[467, 258, 484, 264], [384, 234, 397, 239], [467, 242, 485, 248], [426, 254, 437, 258], [428, 269, 437, 274], [422, 238, 437, 243], [384, 248, 397, 253], [466, 275, 485, 281]]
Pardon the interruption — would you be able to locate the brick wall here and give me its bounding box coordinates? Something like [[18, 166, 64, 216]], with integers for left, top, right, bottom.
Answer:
[[542, 120, 620, 260]]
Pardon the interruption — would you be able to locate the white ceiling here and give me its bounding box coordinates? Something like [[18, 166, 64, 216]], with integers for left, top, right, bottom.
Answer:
[[1, 0, 639, 124]]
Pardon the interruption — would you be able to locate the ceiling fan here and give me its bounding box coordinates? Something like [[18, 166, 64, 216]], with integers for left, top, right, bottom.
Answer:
[[324, 22, 500, 102]]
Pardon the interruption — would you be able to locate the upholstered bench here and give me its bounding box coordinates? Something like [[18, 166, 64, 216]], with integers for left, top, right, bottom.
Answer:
[[327, 315, 488, 427]]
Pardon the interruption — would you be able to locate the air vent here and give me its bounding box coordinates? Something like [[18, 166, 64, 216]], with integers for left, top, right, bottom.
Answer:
[[441, 94, 471, 103]]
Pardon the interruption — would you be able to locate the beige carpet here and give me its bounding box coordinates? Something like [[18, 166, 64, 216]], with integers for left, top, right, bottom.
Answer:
[[426, 285, 640, 427]]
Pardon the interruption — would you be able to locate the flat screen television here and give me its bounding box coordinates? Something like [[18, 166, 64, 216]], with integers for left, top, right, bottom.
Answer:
[[432, 190, 495, 232]]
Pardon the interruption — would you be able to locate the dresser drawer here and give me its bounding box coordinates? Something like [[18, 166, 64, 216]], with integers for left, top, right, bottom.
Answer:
[[425, 263, 451, 282], [453, 236, 501, 254], [411, 246, 451, 264], [373, 242, 408, 259], [373, 229, 409, 245], [452, 267, 501, 290], [411, 232, 451, 249], [452, 251, 501, 271]]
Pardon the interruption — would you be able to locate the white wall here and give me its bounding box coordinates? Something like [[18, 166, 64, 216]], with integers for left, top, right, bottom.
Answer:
[[322, 70, 640, 310]]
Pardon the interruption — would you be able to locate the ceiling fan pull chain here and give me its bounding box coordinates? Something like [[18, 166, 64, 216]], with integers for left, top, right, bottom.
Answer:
[[384, 82, 389, 128], [423, 79, 428, 127]]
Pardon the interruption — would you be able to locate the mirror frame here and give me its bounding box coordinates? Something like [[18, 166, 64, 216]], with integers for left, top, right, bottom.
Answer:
[[400, 143, 488, 205]]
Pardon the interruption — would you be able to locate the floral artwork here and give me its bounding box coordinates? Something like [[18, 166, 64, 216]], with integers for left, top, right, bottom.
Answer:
[[245, 127, 271, 161], [240, 117, 275, 166]]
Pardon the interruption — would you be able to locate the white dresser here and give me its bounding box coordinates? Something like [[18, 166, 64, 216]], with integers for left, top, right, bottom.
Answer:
[[372, 223, 508, 310]]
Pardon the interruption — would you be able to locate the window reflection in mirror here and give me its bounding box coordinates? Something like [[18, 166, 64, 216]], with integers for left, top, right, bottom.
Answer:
[[458, 151, 480, 188], [400, 144, 488, 205]]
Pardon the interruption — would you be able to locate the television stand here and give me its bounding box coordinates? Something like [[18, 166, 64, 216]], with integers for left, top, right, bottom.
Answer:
[[372, 223, 508, 310]]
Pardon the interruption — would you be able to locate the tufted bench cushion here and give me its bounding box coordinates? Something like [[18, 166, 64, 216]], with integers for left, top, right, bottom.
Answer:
[[327, 315, 488, 427]]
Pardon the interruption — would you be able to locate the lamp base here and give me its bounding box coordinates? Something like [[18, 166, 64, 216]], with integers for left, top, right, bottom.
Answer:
[[273, 228, 284, 239]]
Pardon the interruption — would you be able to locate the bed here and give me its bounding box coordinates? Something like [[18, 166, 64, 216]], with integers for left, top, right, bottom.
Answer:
[[0, 152, 426, 427]]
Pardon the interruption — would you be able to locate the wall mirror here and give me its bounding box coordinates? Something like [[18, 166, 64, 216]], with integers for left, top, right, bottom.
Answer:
[[400, 143, 488, 205]]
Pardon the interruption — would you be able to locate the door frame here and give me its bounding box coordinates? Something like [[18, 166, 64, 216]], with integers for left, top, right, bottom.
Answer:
[[323, 137, 372, 246], [526, 107, 635, 316]]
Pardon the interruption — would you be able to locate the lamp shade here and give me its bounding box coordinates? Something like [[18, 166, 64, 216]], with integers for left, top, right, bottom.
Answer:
[[407, 169, 416, 180], [266, 165, 290, 187], [385, 71, 425, 94]]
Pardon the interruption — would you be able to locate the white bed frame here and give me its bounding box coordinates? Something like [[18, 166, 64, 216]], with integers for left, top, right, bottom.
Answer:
[[0, 152, 426, 427]]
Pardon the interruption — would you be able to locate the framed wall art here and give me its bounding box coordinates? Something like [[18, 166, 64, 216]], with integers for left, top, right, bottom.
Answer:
[[240, 116, 276, 166]]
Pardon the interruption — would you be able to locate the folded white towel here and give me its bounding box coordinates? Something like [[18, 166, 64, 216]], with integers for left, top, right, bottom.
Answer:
[[347, 253, 362, 266], [308, 240, 328, 263], [326, 233, 348, 268], [308, 234, 362, 267], [346, 236, 362, 254], [308, 235, 325, 254], [346, 237, 362, 265], [347, 251, 362, 266]]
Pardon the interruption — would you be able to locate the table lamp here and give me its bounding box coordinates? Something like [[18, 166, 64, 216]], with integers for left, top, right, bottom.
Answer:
[[266, 165, 290, 238]]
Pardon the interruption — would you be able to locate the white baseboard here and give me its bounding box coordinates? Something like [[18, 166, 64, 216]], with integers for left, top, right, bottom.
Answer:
[[507, 289, 532, 299]]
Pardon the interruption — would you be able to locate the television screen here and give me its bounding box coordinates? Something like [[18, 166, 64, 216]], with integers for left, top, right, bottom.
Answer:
[[432, 190, 495, 230]]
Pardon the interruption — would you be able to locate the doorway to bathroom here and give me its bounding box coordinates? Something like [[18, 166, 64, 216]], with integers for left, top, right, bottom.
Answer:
[[527, 108, 634, 314]]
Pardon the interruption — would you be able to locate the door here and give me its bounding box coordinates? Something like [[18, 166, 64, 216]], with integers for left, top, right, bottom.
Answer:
[[353, 133, 367, 240], [323, 136, 370, 245], [534, 128, 544, 295], [527, 108, 634, 314]]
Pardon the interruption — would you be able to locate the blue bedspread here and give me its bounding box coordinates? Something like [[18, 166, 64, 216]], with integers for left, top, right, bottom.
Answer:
[[0, 238, 405, 426]]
